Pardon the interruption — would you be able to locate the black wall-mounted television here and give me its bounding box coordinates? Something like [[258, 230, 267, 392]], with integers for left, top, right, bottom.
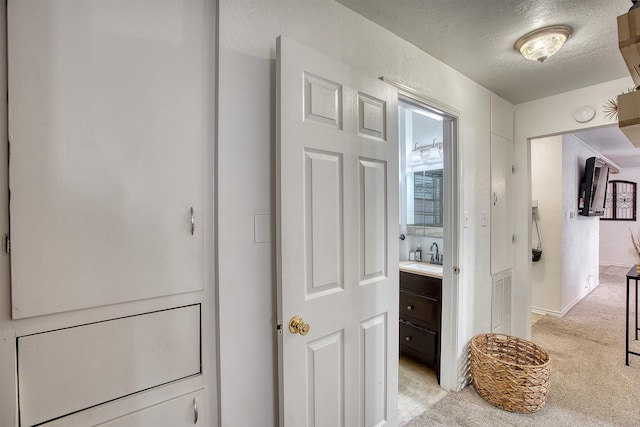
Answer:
[[578, 156, 610, 217]]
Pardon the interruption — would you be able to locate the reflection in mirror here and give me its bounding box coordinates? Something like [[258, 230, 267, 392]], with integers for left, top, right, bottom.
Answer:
[[399, 99, 447, 238], [414, 169, 443, 227]]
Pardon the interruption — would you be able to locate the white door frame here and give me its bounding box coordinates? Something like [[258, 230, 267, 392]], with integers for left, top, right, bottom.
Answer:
[[384, 79, 462, 391]]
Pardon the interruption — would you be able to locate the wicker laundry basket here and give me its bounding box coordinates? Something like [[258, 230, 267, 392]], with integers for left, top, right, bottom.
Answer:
[[470, 333, 551, 413]]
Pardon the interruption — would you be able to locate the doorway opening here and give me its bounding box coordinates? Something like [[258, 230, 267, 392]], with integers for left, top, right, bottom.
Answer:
[[529, 124, 631, 318], [396, 96, 458, 423]]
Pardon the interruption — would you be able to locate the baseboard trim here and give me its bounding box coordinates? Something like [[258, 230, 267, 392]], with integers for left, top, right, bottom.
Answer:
[[532, 282, 599, 318], [601, 262, 634, 268], [560, 288, 591, 316], [531, 307, 562, 317]]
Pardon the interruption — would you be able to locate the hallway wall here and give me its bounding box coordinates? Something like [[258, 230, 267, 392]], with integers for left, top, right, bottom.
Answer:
[[531, 136, 563, 313], [218, 0, 510, 424], [531, 135, 601, 315], [561, 135, 600, 311]]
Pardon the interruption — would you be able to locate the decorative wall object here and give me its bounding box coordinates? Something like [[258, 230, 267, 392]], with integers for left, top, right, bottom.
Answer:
[[603, 180, 637, 221]]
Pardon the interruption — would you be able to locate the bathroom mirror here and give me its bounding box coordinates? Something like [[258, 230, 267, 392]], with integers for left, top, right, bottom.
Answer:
[[399, 99, 446, 238], [408, 169, 443, 236]]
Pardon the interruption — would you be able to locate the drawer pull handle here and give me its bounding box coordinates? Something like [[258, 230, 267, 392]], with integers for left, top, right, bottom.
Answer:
[[193, 397, 199, 424], [406, 305, 414, 310], [190, 207, 196, 236], [405, 336, 412, 342]]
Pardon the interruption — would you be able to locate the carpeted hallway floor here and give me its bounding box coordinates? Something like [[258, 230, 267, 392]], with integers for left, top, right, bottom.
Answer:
[[406, 265, 640, 426]]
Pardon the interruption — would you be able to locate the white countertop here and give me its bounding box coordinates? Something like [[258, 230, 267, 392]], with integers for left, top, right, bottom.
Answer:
[[399, 261, 443, 279]]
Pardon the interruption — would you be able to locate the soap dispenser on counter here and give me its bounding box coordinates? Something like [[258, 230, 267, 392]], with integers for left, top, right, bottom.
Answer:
[[415, 244, 422, 262]]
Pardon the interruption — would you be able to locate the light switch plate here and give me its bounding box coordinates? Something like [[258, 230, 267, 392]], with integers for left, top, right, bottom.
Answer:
[[481, 211, 487, 227], [254, 213, 271, 243], [464, 211, 470, 228]]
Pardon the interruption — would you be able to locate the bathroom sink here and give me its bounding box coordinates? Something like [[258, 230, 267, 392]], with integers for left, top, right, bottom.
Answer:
[[400, 263, 443, 277]]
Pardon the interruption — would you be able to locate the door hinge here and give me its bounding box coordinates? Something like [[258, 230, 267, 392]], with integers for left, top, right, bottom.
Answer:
[[512, 234, 515, 244], [512, 165, 515, 174], [276, 319, 283, 335], [3, 233, 10, 255]]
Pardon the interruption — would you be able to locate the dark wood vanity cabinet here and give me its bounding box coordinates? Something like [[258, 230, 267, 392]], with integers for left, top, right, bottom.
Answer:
[[399, 271, 442, 379]]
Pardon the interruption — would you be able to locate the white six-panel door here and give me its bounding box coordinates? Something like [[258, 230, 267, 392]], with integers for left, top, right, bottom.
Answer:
[[277, 37, 399, 427]]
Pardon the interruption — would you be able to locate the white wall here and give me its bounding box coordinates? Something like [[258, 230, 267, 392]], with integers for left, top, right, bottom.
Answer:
[[531, 135, 599, 315], [217, 47, 277, 425], [531, 136, 563, 313], [514, 76, 634, 337], [561, 135, 600, 311], [600, 167, 640, 267], [219, 0, 510, 423]]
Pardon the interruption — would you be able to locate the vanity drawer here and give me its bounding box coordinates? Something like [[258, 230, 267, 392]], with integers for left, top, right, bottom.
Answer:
[[400, 290, 439, 330], [400, 271, 441, 299], [399, 321, 437, 366]]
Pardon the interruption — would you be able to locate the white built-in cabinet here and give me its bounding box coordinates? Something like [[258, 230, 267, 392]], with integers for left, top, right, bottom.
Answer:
[[97, 390, 207, 427], [2, 0, 214, 425], [9, 0, 206, 319], [490, 97, 514, 333], [18, 305, 202, 426], [490, 97, 514, 275]]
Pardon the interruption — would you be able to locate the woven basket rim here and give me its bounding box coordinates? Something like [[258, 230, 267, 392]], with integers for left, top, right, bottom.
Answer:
[[471, 333, 550, 369]]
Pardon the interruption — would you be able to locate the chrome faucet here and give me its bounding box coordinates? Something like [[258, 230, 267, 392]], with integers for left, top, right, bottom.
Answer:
[[430, 242, 442, 265]]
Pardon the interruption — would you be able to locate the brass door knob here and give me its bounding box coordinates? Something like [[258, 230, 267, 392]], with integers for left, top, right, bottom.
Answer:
[[289, 315, 310, 336]]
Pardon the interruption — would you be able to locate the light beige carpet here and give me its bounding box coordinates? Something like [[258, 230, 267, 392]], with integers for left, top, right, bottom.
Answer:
[[407, 265, 640, 426]]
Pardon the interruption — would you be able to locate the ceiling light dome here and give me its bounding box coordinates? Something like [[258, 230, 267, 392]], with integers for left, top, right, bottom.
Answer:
[[515, 25, 573, 63]]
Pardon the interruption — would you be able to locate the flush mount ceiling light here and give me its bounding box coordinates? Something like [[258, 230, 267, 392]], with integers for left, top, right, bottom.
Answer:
[[514, 25, 573, 63]]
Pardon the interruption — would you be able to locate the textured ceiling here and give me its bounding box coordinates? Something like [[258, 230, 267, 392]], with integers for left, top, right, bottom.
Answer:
[[337, 0, 640, 168], [337, 0, 631, 104], [571, 126, 640, 169]]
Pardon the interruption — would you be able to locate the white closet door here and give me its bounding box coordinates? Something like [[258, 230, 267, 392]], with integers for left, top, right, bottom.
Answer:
[[8, 0, 205, 318], [490, 133, 514, 274]]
